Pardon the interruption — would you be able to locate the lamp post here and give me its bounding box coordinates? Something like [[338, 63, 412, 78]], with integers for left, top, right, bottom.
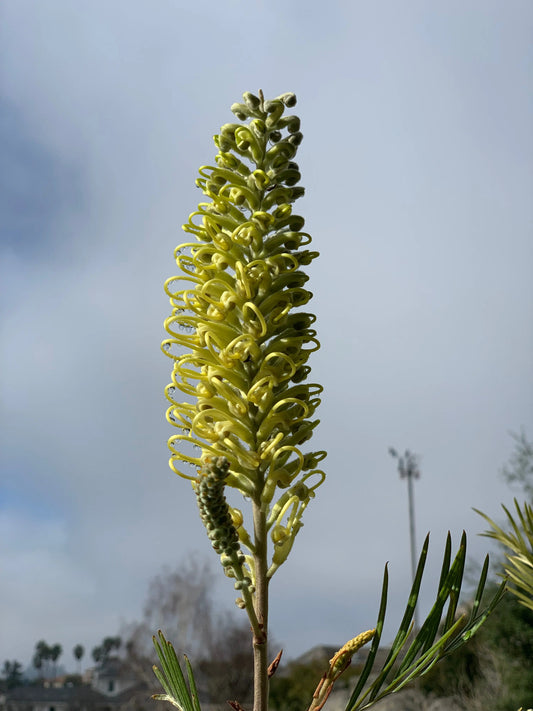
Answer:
[[389, 447, 420, 629]]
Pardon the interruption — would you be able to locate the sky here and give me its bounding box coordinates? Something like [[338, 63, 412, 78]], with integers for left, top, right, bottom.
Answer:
[[1, 0, 532, 675]]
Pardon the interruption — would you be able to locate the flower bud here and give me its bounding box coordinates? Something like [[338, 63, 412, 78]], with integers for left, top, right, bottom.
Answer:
[[278, 92, 297, 107], [230, 105, 249, 121], [242, 91, 261, 110]]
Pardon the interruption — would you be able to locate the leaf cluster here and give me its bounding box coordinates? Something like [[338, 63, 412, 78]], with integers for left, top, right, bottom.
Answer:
[[418, 585, 533, 710], [344, 533, 504, 710], [152, 631, 201, 711], [476, 499, 533, 611]]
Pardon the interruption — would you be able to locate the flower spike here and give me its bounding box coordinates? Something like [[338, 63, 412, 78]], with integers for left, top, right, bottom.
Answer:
[[163, 91, 326, 575]]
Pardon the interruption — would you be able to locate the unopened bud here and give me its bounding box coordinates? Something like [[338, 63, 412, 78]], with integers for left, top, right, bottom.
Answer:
[[242, 92, 261, 110], [329, 630, 375, 673], [278, 92, 297, 107]]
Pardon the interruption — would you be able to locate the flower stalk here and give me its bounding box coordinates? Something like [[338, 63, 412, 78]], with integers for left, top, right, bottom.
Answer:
[[162, 90, 326, 711]]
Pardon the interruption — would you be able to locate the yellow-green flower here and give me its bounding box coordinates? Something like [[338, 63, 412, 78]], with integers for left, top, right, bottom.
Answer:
[[162, 91, 326, 578]]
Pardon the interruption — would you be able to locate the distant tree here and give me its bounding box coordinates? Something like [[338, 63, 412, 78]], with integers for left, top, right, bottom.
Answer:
[[92, 636, 121, 665], [32, 641, 62, 679], [34, 640, 49, 662], [124, 558, 215, 663], [32, 652, 43, 679], [2, 660, 23, 689], [73, 644, 84, 673], [102, 636, 121, 657], [33, 641, 51, 678], [49, 644, 62, 677], [501, 429, 533, 500], [123, 557, 254, 702]]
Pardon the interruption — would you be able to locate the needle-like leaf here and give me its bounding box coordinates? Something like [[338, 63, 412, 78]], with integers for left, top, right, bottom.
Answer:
[[344, 534, 504, 711], [476, 499, 533, 612], [152, 631, 202, 711]]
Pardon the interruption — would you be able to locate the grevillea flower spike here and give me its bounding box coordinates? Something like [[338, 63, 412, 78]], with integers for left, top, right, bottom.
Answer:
[[162, 90, 326, 597]]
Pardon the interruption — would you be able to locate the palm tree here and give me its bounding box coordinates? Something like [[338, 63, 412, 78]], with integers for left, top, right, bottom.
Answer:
[[92, 646, 103, 664], [34, 641, 50, 679], [32, 652, 43, 680], [49, 644, 62, 678], [73, 644, 84, 674]]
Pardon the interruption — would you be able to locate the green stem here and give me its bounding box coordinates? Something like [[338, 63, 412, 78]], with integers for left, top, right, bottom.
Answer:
[[241, 585, 262, 642], [252, 498, 269, 711]]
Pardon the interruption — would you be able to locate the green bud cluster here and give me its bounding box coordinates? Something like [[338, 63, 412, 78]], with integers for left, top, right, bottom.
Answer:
[[193, 456, 255, 592]]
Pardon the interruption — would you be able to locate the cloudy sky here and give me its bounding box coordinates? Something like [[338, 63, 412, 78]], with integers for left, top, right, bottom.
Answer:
[[1, 0, 532, 674]]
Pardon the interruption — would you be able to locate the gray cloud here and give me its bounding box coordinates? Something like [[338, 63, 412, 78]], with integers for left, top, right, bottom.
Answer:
[[1, 0, 532, 669]]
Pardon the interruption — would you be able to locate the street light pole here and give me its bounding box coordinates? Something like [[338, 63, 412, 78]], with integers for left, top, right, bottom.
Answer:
[[389, 447, 421, 629]]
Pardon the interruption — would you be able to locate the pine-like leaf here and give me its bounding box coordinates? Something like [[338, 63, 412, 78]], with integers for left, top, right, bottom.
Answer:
[[344, 534, 505, 711], [152, 631, 202, 711]]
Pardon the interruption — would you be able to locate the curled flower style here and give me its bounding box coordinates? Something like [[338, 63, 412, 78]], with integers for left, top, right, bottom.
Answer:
[[163, 91, 326, 575]]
